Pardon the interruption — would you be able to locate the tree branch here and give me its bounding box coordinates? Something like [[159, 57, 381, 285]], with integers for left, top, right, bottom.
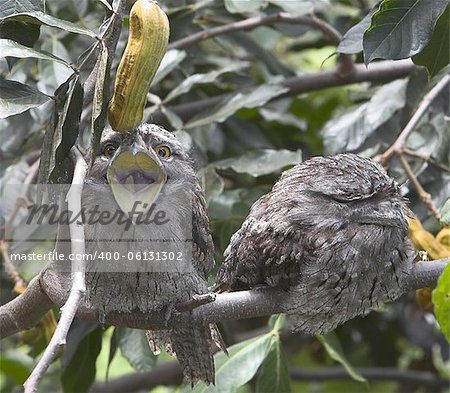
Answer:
[[289, 367, 449, 388], [170, 12, 342, 49], [23, 148, 88, 393], [90, 361, 183, 393], [160, 60, 414, 123], [0, 274, 54, 339], [2, 257, 443, 339], [377, 73, 450, 165], [91, 362, 448, 392]]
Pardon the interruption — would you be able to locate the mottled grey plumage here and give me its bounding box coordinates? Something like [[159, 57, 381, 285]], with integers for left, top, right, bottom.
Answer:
[[83, 124, 219, 385], [217, 153, 415, 335]]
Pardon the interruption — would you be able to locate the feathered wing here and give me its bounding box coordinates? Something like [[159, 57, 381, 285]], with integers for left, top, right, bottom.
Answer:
[[146, 186, 225, 386], [216, 154, 415, 334]]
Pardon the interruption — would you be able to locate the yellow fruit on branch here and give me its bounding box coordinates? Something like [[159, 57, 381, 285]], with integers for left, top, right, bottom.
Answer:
[[108, 0, 170, 132]]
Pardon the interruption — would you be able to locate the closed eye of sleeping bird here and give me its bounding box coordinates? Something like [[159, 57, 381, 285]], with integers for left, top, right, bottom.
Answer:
[[83, 123, 223, 385], [216, 153, 416, 335]]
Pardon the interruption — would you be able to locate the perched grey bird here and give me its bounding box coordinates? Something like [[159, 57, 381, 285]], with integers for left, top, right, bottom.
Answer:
[[82, 124, 221, 385], [216, 153, 415, 335]]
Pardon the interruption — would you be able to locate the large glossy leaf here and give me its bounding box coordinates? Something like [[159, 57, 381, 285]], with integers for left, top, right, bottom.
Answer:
[[117, 328, 156, 372], [256, 340, 291, 393], [3, 12, 96, 37], [152, 49, 187, 85], [316, 333, 367, 384], [0, 38, 70, 66], [322, 78, 408, 154], [0, 80, 51, 118], [224, 0, 267, 14], [90, 43, 110, 162], [413, 6, 450, 77], [61, 327, 102, 393], [0, 0, 44, 17], [185, 84, 289, 129], [38, 76, 83, 184], [363, 0, 449, 64], [337, 7, 376, 54], [0, 19, 40, 57], [40, 37, 74, 87], [432, 262, 450, 342], [164, 62, 249, 103], [214, 148, 302, 177], [192, 333, 275, 393], [441, 199, 450, 226], [270, 0, 328, 15]]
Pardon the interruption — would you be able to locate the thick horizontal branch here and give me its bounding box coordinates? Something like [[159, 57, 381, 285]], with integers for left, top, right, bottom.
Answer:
[[289, 367, 448, 388], [90, 361, 182, 393], [0, 276, 54, 338], [91, 362, 448, 393], [162, 60, 414, 123], [1, 258, 447, 339]]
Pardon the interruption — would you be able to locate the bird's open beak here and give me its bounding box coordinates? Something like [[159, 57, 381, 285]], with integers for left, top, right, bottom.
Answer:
[[107, 143, 167, 216]]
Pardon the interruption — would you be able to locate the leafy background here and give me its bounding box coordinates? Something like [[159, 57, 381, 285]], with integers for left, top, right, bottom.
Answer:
[[0, 0, 449, 392]]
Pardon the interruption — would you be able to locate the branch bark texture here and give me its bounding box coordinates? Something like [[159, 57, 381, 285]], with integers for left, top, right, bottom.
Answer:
[[1, 258, 448, 339], [162, 60, 414, 123]]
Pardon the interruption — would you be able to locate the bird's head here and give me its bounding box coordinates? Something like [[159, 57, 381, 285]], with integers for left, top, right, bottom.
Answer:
[[86, 123, 197, 215]]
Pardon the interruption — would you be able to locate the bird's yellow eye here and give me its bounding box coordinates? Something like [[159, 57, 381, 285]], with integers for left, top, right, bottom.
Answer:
[[103, 143, 117, 157], [155, 145, 171, 158]]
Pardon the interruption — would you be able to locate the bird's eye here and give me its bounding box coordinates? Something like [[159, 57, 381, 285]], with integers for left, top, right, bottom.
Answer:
[[103, 144, 117, 157], [155, 145, 171, 158]]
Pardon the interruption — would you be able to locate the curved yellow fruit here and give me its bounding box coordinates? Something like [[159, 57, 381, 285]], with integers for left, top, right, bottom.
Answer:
[[108, 0, 169, 132]]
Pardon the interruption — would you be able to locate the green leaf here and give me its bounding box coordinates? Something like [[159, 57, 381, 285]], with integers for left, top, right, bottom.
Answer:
[[413, 6, 450, 77], [432, 262, 450, 343], [0, 0, 44, 17], [39, 37, 74, 87], [0, 350, 33, 385], [117, 328, 156, 372], [0, 19, 40, 55], [363, 0, 449, 64], [153, 49, 187, 85], [62, 327, 102, 393], [90, 43, 110, 162], [268, 314, 286, 332], [269, 0, 328, 15], [322, 78, 408, 154], [337, 7, 376, 54], [224, 0, 267, 14], [441, 199, 450, 226], [214, 148, 302, 177], [0, 38, 71, 67], [38, 75, 83, 184], [185, 84, 289, 129], [164, 62, 249, 103], [316, 333, 368, 384], [0, 79, 51, 118], [3, 11, 96, 37], [256, 340, 291, 393], [192, 333, 276, 393], [259, 108, 306, 130]]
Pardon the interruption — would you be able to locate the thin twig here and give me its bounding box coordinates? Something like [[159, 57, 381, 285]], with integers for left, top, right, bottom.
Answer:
[[377, 74, 450, 165], [170, 12, 341, 49], [169, 12, 354, 73], [23, 149, 88, 393], [403, 148, 450, 173], [399, 155, 442, 220]]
